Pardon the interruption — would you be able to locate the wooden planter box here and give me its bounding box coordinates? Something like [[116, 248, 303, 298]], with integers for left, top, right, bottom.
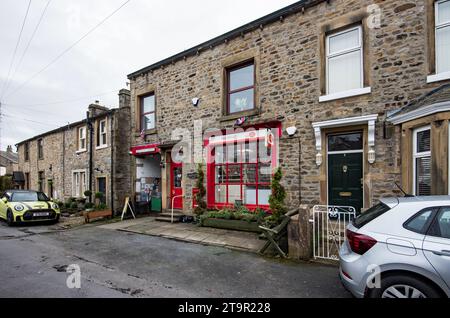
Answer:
[[83, 210, 113, 223], [202, 218, 262, 233]]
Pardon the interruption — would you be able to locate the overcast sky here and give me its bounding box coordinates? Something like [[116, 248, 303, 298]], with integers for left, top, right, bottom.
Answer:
[[0, 0, 298, 151]]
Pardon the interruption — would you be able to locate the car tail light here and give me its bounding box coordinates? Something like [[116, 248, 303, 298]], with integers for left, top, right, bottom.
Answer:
[[346, 229, 377, 255]]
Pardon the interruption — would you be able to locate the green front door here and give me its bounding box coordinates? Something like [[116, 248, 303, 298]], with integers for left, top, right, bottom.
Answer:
[[327, 132, 364, 213]]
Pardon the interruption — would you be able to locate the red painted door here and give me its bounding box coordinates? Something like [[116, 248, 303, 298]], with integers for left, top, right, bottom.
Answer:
[[171, 162, 183, 209]]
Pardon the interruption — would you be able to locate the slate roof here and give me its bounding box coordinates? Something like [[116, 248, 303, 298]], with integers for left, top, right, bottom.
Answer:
[[0, 150, 18, 163], [389, 84, 450, 118]]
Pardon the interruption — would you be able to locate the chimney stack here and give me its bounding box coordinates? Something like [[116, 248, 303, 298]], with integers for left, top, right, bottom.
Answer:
[[118, 89, 131, 109], [6, 145, 13, 153]]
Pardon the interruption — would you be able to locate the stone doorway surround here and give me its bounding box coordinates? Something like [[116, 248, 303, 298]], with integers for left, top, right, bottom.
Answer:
[[311, 114, 378, 210]]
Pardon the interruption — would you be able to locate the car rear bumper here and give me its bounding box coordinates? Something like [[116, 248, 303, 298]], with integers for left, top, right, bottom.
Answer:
[[339, 241, 371, 298]]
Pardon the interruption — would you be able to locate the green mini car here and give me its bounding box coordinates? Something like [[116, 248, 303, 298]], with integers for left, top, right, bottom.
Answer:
[[0, 190, 60, 226]]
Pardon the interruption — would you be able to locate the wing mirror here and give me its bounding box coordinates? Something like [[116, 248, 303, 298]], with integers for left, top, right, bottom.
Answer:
[[2, 197, 8, 203]]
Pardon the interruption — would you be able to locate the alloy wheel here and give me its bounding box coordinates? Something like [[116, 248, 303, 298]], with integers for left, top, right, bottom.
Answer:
[[382, 285, 426, 298]]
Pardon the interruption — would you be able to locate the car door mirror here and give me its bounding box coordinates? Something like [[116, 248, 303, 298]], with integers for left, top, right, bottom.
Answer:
[[2, 197, 8, 203]]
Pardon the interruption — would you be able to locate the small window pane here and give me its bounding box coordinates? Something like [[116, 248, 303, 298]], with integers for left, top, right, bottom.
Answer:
[[328, 133, 363, 152], [215, 166, 226, 183], [142, 95, 155, 113], [405, 209, 434, 234], [437, 0, 450, 25], [215, 146, 225, 164], [230, 64, 254, 91], [258, 186, 271, 205], [243, 164, 257, 183], [245, 142, 257, 163], [215, 185, 226, 203], [244, 185, 257, 205], [227, 165, 241, 183], [258, 163, 272, 184], [436, 26, 450, 74], [416, 157, 432, 196], [228, 185, 241, 204], [143, 113, 155, 130], [329, 28, 360, 54], [328, 50, 362, 94], [416, 129, 431, 153], [229, 89, 254, 113], [226, 143, 242, 163], [436, 208, 450, 239]]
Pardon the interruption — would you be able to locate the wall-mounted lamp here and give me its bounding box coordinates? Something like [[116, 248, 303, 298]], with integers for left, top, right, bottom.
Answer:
[[286, 126, 297, 137], [368, 148, 376, 164], [160, 157, 166, 169], [192, 97, 200, 107]]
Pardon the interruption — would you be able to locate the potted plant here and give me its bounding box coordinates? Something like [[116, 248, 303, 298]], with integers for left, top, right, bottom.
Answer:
[[193, 164, 207, 220]]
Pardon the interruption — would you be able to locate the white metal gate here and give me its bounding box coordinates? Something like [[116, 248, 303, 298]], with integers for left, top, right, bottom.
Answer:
[[311, 205, 356, 261]]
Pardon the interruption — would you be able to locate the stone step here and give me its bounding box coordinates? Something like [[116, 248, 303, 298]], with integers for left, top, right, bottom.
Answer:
[[159, 212, 184, 218], [155, 216, 182, 223]]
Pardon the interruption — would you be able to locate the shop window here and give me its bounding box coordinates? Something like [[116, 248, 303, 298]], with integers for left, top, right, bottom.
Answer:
[[226, 61, 255, 114], [326, 25, 363, 94], [38, 171, 45, 192], [141, 94, 156, 131], [211, 139, 273, 207], [413, 126, 432, 196], [435, 0, 450, 74]]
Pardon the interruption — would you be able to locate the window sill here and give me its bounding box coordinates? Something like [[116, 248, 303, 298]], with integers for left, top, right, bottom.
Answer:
[[427, 71, 450, 84], [95, 145, 108, 150], [319, 87, 372, 103], [219, 109, 259, 122], [135, 129, 157, 137], [76, 149, 87, 154]]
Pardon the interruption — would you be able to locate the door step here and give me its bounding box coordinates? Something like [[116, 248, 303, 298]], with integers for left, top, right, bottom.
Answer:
[[155, 211, 185, 223]]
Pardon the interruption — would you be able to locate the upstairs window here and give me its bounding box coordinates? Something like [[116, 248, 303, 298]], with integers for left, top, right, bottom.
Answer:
[[227, 61, 255, 114], [436, 0, 450, 74], [24, 142, 29, 161], [78, 127, 86, 151], [37, 139, 44, 160], [326, 26, 363, 94], [141, 94, 156, 131], [413, 126, 431, 196], [97, 119, 107, 147]]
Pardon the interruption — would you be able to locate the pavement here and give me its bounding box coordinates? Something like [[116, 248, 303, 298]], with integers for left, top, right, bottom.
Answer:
[[0, 218, 351, 298], [99, 217, 266, 253]]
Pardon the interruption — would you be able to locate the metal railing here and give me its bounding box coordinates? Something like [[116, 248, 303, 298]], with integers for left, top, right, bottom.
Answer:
[[171, 194, 184, 223], [310, 205, 356, 261]]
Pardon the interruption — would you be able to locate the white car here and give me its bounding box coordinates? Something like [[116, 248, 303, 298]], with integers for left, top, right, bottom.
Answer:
[[339, 196, 450, 298]]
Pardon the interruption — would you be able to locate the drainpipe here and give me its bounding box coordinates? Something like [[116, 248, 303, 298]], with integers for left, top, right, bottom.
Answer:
[[87, 111, 94, 204], [110, 111, 115, 216]]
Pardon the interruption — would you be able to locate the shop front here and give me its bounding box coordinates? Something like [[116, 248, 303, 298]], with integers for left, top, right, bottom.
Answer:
[[205, 124, 281, 211], [130, 144, 163, 213]]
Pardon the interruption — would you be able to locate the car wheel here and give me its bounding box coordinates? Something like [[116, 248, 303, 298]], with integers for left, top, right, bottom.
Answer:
[[6, 210, 14, 226], [369, 275, 442, 298]]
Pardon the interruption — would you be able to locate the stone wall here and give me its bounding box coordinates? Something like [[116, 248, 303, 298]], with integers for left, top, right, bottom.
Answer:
[[129, 0, 447, 212]]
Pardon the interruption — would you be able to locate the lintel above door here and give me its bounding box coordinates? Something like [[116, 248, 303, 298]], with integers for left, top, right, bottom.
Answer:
[[312, 114, 378, 166]]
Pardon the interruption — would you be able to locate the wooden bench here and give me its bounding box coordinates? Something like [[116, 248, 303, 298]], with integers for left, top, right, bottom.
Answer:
[[84, 210, 113, 223], [259, 208, 299, 258]]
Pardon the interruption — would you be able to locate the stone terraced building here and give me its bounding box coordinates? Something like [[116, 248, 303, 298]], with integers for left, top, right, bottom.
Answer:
[[126, 0, 450, 215], [15, 89, 131, 213]]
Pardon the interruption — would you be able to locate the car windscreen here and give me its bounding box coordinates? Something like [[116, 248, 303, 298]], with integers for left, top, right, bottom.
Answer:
[[353, 203, 391, 229], [11, 192, 49, 202]]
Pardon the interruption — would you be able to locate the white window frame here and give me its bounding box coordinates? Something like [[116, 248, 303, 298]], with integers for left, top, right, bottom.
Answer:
[[97, 118, 108, 149], [77, 126, 87, 152], [325, 25, 365, 97], [413, 126, 432, 196], [428, 0, 450, 83], [72, 170, 87, 197]]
